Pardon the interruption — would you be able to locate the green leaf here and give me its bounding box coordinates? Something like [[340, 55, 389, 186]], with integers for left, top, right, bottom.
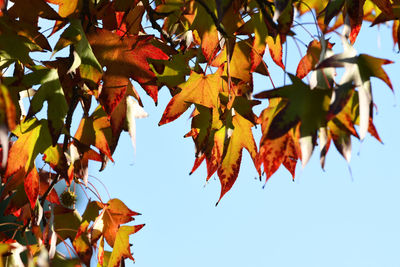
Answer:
[[254, 74, 331, 139], [26, 68, 68, 145]]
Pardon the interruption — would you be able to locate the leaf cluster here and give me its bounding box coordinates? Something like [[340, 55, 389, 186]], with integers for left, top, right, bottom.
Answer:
[[0, 0, 397, 265]]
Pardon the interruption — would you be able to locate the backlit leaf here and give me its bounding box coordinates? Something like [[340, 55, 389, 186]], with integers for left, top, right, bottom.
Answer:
[[26, 68, 68, 145], [217, 113, 259, 204], [5, 119, 52, 179], [86, 28, 169, 113], [108, 225, 144, 267], [159, 71, 225, 125]]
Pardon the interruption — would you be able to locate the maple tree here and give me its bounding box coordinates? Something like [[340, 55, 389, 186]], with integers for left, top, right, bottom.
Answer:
[[0, 0, 397, 265]]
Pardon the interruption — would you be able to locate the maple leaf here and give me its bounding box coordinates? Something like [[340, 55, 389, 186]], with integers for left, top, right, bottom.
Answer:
[[0, 83, 17, 130], [108, 225, 144, 267], [212, 39, 270, 83], [5, 119, 52, 179], [66, 142, 102, 185], [217, 113, 259, 204], [317, 45, 393, 140], [257, 103, 299, 181], [25, 67, 68, 145], [72, 221, 92, 266], [43, 144, 69, 181], [125, 97, 148, 151], [345, 0, 366, 43], [93, 198, 141, 247], [159, 71, 225, 125], [1, 17, 51, 51], [296, 39, 334, 79], [86, 28, 169, 114], [150, 50, 194, 90], [47, 0, 82, 18], [53, 19, 103, 86], [324, 0, 346, 25], [0, 19, 42, 68], [24, 167, 39, 209], [254, 74, 332, 139], [8, 0, 62, 26], [52, 205, 82, 240], [74, 105, 114, 161], [275, 0, 294, 36], [185, 1, 220, 61], [108, 92, 147, 154]]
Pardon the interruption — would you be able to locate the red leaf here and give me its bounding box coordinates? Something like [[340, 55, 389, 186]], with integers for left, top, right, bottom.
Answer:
[[38, 171, 61, 205], [86, 28, 169, 113]]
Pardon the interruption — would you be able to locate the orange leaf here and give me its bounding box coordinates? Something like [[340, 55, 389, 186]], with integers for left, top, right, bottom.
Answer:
[[296, 40, 333, 79], [159, 72, 224, 125], [24, 167, 39, 209], [74, 106, 114, 161], [86, 28, 169, 113], [217, 114, 259, 204], [187, 1, 220, 61], [266, 34, 285, 69], [102, 198, 141, 247]]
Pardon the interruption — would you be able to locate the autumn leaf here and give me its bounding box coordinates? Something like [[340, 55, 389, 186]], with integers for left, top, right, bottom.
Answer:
[[8, 0, 61, 26], [86, 28, 169, 114], [53, 205, 82, 240], [94, 198, 141, 247], [42, 144, 69, 181], [217, 113, 259, 204], [159, 71, 225, 125], [317, 47, 393, 140], [0, 19, 42, 68], [345, 0, 366, 43], [257, 104, 299, 181], [296, 39, 334, 79], [74, 105, 114, 161], [24, 167, 39, 209], [72, 221, 92, 266], [254, 74, 332, 139], [5, 119, 52, 179], [108, 225, 144, 267], [150, 50, 194, 90], [38, 171, 61, 205], [0, 84, 17, 131], [53, 19, 103, 86], [324, 0, 345, 25], [186, 1, 220, 61], [47, 0, 82, 18], [212, 39, 269, 82], [125, 97, 148, 151]]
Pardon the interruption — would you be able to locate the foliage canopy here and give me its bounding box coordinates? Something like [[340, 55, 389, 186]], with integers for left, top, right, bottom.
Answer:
[[0, 0, 397, 265]]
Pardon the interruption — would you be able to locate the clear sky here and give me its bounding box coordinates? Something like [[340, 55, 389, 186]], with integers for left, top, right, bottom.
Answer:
[[70, 15, 400, 267]]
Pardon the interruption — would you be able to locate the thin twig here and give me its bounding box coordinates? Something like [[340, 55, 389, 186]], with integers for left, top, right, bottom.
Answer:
[[142, 0, 177, 47]]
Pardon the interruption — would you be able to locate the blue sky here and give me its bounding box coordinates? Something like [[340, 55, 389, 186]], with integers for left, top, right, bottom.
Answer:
[[81, 17, 400, 267]]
